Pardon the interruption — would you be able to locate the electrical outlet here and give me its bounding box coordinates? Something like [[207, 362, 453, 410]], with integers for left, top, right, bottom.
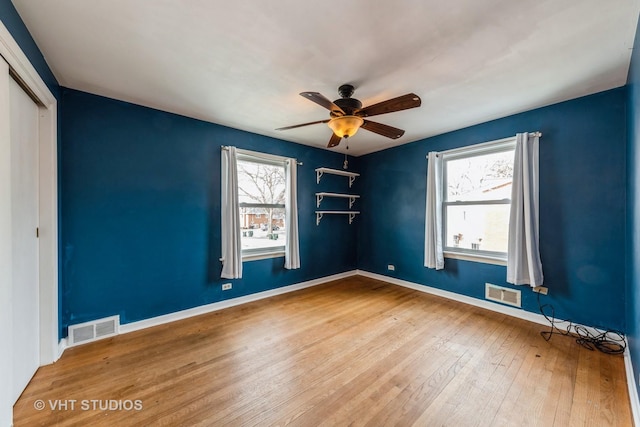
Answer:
[[222, 283, 232, 291], [532, 286, 548, 295], [387, 265, 395, 271]]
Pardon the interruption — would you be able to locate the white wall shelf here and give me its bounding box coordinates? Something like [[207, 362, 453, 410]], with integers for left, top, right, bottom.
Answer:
[[315, 211, 360, 225], [315, 167, 360, 188], [315, 192, 360, 209], [315, 167, 360, 225]]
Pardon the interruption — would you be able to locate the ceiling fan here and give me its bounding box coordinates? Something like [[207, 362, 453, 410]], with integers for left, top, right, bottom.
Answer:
[[276, 84, 421, 148]]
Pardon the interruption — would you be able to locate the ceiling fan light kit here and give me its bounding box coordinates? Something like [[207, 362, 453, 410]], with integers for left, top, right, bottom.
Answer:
[[327, 115, 364, 139], [277, 84, 421, 148]]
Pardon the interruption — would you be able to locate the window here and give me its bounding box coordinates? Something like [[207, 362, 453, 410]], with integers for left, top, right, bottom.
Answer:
[[442, 138, 515, 262], [236, 151, 287, 259]]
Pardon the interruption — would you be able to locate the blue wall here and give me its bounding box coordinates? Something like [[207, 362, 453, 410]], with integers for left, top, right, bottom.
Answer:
[[358, 88, 628, 331], [627, 17, 640, 404], [60, 88, 358, 336]]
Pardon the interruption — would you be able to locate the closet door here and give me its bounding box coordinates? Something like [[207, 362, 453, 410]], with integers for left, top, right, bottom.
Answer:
[[10, 74, 40, 403]]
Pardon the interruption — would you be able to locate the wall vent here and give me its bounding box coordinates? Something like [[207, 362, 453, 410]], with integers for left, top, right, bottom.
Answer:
[[68, 315, 119, 347], [485, 283, 521, 308]]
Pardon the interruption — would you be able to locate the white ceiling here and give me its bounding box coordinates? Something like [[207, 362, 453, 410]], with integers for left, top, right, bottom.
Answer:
[[12, 0, 640, 156]]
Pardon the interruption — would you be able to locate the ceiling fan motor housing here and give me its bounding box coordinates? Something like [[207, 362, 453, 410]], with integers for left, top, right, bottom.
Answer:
[[329, 84, 362, 116], [333, 97, 362, 116]]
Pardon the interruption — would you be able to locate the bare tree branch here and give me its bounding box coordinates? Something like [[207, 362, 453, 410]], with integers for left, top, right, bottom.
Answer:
[[237, 161, 286, 234]]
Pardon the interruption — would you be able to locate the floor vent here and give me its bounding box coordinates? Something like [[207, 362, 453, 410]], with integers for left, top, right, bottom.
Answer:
[[68, 315, 119, 347], [485, 283, 521, 308]]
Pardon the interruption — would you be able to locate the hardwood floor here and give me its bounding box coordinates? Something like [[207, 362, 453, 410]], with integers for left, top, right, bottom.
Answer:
[[13, 276, 633, 426]]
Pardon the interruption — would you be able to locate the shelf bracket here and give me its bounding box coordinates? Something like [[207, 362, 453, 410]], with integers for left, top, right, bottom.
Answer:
[[348, 212, 356, 224], [316, 212, 323, 226], [316, 194, 323, 208], [349, 175, 356, 188], [349, 196, 356, 209], [316, 170, 323, 184]]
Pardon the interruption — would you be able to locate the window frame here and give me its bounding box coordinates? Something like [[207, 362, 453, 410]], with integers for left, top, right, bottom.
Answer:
[[236, 149, 287, 261], [441, 137, 516, 265]]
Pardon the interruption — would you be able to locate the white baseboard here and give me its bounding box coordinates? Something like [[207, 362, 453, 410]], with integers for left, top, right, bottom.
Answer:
[[118, 270, 357, 335], [57, 338, 67, 360], [625, 347, 640, 427]]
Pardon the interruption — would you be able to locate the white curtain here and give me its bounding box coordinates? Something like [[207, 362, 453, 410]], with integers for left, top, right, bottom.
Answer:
[[424, 152, 444, 270], [221, 146, 242, 279], [284, 158, 300, 269], [507, 133, 543, 287]]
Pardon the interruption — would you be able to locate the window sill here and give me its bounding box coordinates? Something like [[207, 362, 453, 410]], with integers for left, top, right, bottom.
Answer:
[[242, 250, 285, 262], [444, 251, 507, 266]]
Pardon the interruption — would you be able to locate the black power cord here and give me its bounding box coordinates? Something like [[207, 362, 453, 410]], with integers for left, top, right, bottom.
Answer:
[[537, 291, 626, 355]]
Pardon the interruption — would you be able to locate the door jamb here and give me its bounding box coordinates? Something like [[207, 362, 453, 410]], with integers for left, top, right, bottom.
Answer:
[[0, 20, 59, 366]]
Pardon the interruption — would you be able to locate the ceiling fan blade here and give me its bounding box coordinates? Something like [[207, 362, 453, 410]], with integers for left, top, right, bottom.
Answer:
[[361, 120, 405, 139], [276, 119, 330, 131], [357, 93, 421, 118], [300, 92, 345, 116], [327, 133, 342, 148]]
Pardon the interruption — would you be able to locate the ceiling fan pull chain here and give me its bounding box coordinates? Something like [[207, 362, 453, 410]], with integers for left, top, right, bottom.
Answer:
[[344, 145, 349, 169]]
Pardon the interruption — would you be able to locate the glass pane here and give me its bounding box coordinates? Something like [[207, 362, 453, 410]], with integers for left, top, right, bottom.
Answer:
[[446, 150, 514, 201], [237, 160, 286, 205], [240, 207, 286, 252], [445, 204, 510, 253]]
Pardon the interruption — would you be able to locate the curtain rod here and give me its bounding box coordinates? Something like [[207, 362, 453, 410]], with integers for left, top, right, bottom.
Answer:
[[430, 131, 542, 158], [221, 145, 303, 166]]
